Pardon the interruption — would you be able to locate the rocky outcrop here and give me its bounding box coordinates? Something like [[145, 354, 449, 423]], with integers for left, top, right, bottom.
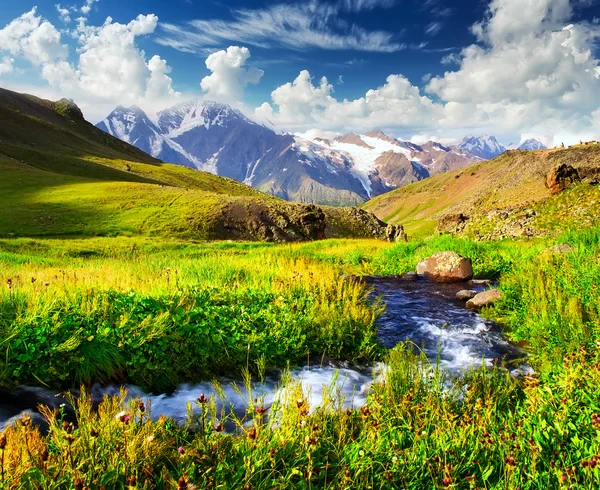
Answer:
[[54, 98, 85, 120], [416, 251, 473, 282], [386, 223, 408, 242], [437, 213, 469, 235], [546, 164, 580, 194], [466, 289, 504, 310], [217, 201, 399, 243], [456, 290, 478, 301]]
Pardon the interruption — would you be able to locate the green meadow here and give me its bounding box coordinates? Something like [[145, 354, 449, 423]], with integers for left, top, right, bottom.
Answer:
[[1, 228, 599, 488]]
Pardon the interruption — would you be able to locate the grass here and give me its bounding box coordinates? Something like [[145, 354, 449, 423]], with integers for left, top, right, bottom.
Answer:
[[0, 228, 599, 487]]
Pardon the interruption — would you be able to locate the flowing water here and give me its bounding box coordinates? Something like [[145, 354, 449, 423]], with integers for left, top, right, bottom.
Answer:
[[0, 277, 525, 430]]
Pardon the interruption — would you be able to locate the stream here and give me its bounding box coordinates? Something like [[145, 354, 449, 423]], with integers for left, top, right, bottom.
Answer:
[[0, 277, 526, 430]]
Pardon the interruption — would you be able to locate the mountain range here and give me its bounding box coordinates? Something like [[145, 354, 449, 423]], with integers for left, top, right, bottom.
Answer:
[[97, 101, 546, 206]]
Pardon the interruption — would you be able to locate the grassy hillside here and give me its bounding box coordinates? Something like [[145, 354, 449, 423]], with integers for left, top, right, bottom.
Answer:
[[364, 145, 600, 238], [0, 88, 392, 242]]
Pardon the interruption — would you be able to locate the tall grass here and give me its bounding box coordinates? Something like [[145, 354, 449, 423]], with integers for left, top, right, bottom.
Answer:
[[1, 346, 599, 489]]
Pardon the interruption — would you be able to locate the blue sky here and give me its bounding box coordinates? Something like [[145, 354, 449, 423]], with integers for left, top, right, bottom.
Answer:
[[2, 0, 600, 145]]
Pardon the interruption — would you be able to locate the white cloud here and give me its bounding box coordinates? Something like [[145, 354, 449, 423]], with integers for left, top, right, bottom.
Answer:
[[0, 57, 14, 75], [256, 70, 441, 132], [0, 9, 180, 122], [295, 128, 342, 141], [200, 46, 263, 103], [0, 8, 68, 66], [56, 4, 71, 23], [426, 0, 600, 140], [81, 0, 99, 15], [157, 1, 404, 54], [425, 22, 443, 36]]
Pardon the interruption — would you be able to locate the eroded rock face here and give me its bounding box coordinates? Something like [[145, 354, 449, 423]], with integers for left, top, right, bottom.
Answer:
[[466, 289, 504, 310], [546, 164, 580, 194], [416, 251, 473, 283]]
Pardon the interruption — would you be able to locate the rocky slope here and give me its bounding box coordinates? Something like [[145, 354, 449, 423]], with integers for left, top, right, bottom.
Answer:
[[363, 145, 600, 239]]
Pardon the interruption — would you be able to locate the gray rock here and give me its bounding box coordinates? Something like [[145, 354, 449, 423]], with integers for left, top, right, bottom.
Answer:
[[416, 251, 473, 283], [466, 289, 504, 310], [456, 289, 478, 301]]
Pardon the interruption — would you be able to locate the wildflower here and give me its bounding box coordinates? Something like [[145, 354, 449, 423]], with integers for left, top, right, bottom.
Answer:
[[146, 435, 155, 443], [6, 279, 12, 289], [296, 399, 305, 408], [255, 406, 267, 415], [359, 450, 365, 457], [0, 434, 6, 450], [116, 411, 126, 422], [139, 402, 146, 413], [214, 422, 224, 433], [197, 394, 208, 404], [62, 421, 74, 434], [178, 446, 185, 455], [392, 456, 398, 464]]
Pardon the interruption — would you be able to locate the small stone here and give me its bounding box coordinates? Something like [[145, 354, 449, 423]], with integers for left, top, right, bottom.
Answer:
[[466, 289, 504, 310], [397, 272, 419, 281], [456, 289, 478, 301]]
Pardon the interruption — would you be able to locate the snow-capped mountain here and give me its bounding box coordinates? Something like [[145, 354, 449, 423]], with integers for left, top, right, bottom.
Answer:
[[518, 138, 547, 151], [459, 135, 506, 160], [97, 101, 481, 205]]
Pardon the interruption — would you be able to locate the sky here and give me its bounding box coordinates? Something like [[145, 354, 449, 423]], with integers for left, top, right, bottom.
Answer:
[[1, 0, 600, 146]]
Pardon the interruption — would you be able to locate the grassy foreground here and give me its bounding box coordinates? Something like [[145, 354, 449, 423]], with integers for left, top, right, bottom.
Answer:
[[1, 230, 599, 488]]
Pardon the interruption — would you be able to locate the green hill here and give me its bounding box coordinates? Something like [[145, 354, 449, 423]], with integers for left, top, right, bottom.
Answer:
[[0, 88, 394, 241], [363, 145, 600, 238]]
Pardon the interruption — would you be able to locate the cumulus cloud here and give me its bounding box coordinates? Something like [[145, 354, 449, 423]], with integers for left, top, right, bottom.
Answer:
[[81, 0, 99, 15], [0, 57, 14, 75], [257, 0, 600, 144], [255, 70, 441, 132], [426, 0, 600, 139], [55, 4, 71, 23], [0, 8, 68, 66], [200, 46, 263, 103], [157, 1, 404, 54], [0, 8, 180, 121]]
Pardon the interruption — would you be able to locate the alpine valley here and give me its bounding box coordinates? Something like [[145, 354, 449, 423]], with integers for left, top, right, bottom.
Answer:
[[97, 101, 540, 206]]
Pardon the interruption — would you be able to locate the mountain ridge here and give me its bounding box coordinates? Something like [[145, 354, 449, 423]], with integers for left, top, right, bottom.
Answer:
[[97, 102, 482, 205]]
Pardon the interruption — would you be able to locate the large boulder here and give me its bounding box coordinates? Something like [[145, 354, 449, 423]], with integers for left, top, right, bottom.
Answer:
[[546, 164, 580, 194], [466, 289, 504, 310], [416, 251, 473, 283]]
